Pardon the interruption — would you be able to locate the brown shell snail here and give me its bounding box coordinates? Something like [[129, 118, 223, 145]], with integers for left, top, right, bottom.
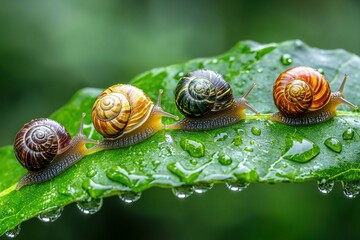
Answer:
[[14, 113, 98, 190], [166, 69, 259, 130], [90, 84, 178, 150], [270, 66, 358, 125]]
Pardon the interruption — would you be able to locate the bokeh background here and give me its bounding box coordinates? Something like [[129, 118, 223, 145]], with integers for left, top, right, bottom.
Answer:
[[0, 0, 359, 239]]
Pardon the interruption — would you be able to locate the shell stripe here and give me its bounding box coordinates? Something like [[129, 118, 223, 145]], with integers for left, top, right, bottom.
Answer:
[[92, 84, 153, 138], [273, 67, 331, 116], [14, 118, 71, 171], [174, 69, 233, 117]]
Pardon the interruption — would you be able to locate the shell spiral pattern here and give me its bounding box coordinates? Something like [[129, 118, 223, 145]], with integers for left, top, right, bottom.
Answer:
[[174, 69, 233, 117], [273, 66, 331, 117], [14, 119, 71, 171], [92, 84, 153, 138]]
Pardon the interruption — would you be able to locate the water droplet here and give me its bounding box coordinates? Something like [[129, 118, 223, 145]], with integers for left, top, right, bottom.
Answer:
[[180, 138, 205, 158], [172, 186, 194, 198], [5, 224, 21, 238], [342, 181, 360, 199], [283, 136, 320, 163], [76, 198, 103, 215], [82, 179, 111, 198], [167, 162, 210, 183], [37, 207, 64, 223], [295, 39, 303, 47], [106, 166, 131, 186], [213, 152, 232, 166], [226, 181, 250, 192], [280, 54, 293, 65], [244, 147, 254, 152], [211, 58, 219, 64], [86, 169, 97, 178], [342, 128, 355, 140], [317, 179, 334, 194], [317, 68, 325, 75], [190, 159, 198, 165], [251, 127, 261, 136], [214, 132, 228, 142], [324, 137, 342, 153], [233, 135, 243, 146], [119, 192, 142, 203], [175, 71, 185, 79], [192, 183, 214, 194]]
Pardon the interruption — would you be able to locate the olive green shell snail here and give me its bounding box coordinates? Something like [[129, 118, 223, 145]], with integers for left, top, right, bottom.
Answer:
[[270, 66, 358, 125], [14, 113, 98, 190], [90, 84, 178, 150], [166, 69, 259, 131]]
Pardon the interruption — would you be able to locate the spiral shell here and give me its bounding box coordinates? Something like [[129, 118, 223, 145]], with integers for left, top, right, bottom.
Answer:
[[14, 119, 71, 171], [174, 69, 233, 117], [92, 84, 153, 138], [273, 66, 331, 117]]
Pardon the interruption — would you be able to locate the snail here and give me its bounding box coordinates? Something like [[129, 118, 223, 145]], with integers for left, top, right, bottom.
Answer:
[[166, 69, 259, 131], [270, 66, 358, 125], [90, 84, 178, 150], [14, 113, 98, 190]]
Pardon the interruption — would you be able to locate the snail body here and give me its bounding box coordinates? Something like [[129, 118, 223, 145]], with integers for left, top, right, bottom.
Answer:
[[14, 113, 98, 190], [166, 69, 259, 131], [91, 84, 178, 150], [270, 66, 358, 125]]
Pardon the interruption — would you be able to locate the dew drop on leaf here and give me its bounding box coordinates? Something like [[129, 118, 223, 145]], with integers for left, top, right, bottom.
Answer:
[[167, 162, 206, 183], [251, 127, 261, 136], [180, 138, 205, 158], [324, 137, 342, 153], [342, 128, 355, 140], [86, 168, 97, 178], [213, 151, 232, 166], [225, 181, 250, 192], [76, 198, 103, 215], [172, 186, 194, 198], [244, 146, 254, 152], [106, 166, 131, 186], [342, 181, 360, 199], [5, 224, 21, 238], [282, 136, 320, 163], [317, 68, 325, 75], [232, 135, 243, 146], [211, 58, 219, 64], [119, 191, 142, 204], [37, 207, 64, 223], [317, 179, 334, 194], [280, 53, 293, 65], [214, 132, 229, 142], [192, 183, 214, 194]]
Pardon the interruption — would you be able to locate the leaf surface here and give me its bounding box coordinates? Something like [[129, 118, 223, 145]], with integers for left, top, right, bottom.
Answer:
[[1, 40, 360, 235]]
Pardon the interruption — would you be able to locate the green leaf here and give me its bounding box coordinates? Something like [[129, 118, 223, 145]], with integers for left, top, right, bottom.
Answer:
[[1, 40, 360, 235]]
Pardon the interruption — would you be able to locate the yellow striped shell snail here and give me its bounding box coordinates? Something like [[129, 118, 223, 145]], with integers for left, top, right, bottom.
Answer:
[[91, 84, 178, 150]]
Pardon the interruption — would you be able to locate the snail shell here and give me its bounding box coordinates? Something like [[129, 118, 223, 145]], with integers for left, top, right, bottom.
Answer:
[[270, 66, 358, 125], [14, 118, 71, 171], [167, 69, 259, 131], [14, 113, 98, 190], [174, 69, 233, 117], [91, 84, 178, 150], [273, 66, 331, 117]]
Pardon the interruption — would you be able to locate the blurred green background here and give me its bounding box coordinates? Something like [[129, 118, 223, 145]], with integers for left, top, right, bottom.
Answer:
[[0, 0, 359, 239]]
